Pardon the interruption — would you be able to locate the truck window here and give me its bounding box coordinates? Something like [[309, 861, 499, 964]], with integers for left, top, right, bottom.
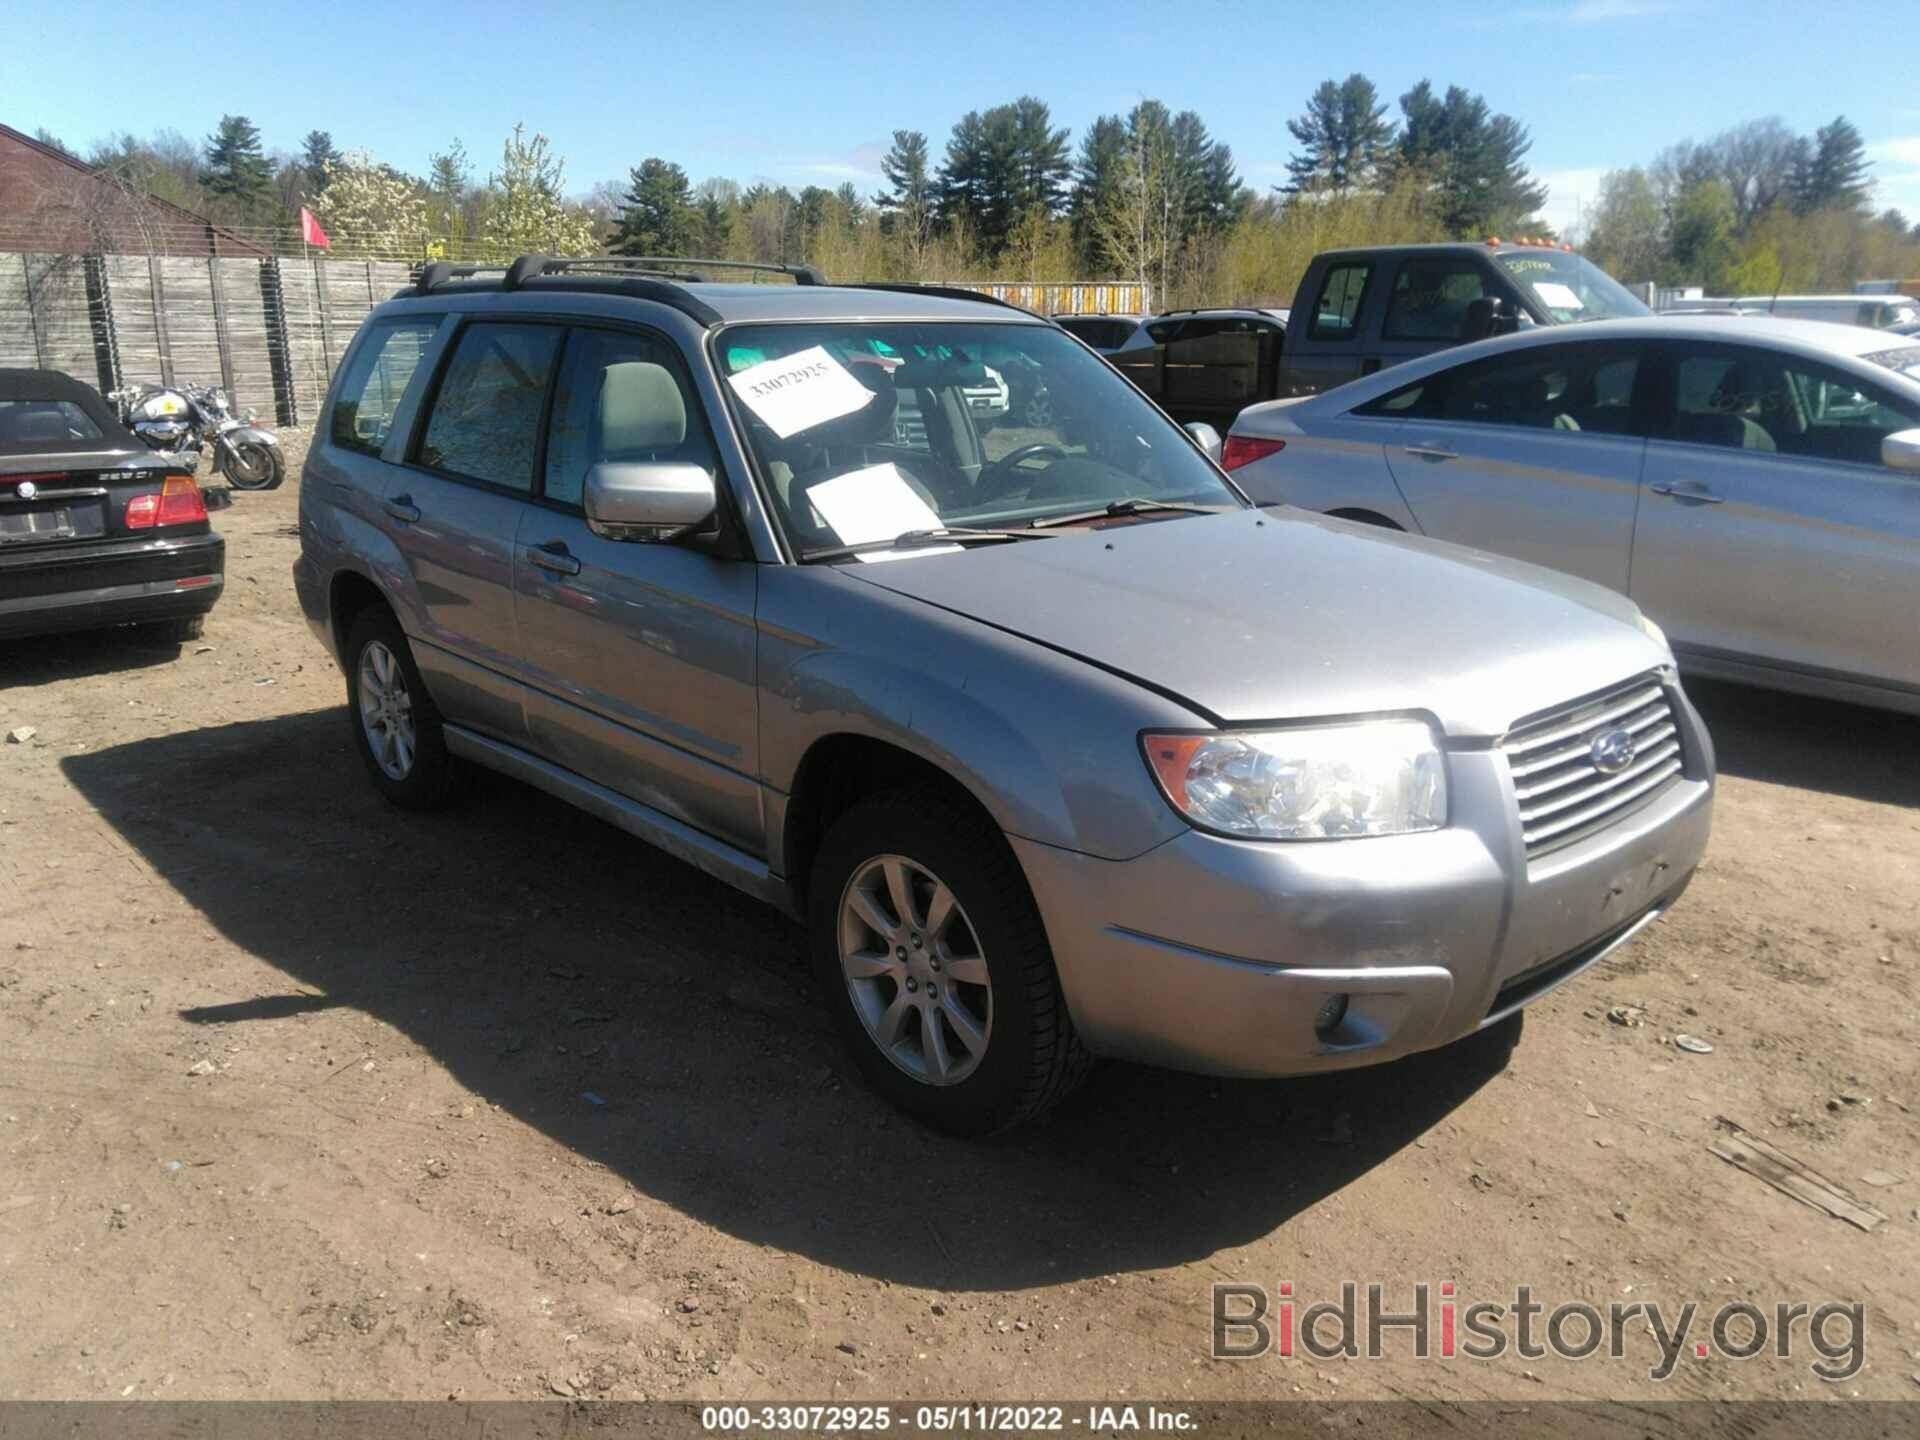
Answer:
[[1384, 262, 1488, 341], [1309, 264, 1372, 341]]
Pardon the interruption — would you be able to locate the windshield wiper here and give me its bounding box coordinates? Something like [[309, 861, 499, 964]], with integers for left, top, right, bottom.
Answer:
[[1026, 498, 1237, 530], [800, 526, 1055, 563]]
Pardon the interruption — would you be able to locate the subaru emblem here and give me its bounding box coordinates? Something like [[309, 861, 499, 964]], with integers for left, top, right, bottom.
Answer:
[[16, 480, 35, 500], [1590, 727, 1637, 774]]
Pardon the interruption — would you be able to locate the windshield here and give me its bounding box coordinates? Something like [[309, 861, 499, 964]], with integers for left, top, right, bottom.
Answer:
[[715, 321, 1240, 560], [1863, 345, 1920, 378], [1496, 250, 1649, 324]]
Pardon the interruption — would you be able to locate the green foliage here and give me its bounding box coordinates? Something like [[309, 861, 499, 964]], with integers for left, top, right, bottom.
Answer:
[[936, 97, 1072, 257], [1792, 117, 1872, 215], [1579, 110, 1920, 296], [1285, 75, 1395, 193], [612, 159, 695, 256], [874, 130, 934, 261], [299, 131, 340, 202], [1393, 81, 1547, 236], [204, 115, 272, 203]]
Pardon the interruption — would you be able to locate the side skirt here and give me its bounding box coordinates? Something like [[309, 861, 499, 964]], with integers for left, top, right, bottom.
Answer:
[[443, 724, 797, 918]]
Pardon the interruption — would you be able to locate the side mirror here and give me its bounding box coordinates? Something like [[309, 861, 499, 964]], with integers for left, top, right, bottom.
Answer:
[[1883, 428, 1920, 473], [1184, 421, 1224, 462], [584, 461, 717, 542]]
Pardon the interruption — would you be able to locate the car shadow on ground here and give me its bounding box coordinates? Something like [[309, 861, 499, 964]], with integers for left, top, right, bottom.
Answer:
[[1684, 677, 1920, 808], [1, 625, 200, 685], [65, 707, 1519, 1293]]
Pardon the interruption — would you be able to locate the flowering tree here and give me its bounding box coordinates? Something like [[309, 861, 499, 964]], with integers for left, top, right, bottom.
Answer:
[[480, 125, 599, 256], [309, 150, 429, 257]]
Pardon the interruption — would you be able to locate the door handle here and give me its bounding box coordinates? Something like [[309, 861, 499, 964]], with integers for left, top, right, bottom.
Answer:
[[383, 494, 421, 523], [1402, 444, 1458, 460], [527, 541, 581, 576], [1649, 482, 1724, 504]]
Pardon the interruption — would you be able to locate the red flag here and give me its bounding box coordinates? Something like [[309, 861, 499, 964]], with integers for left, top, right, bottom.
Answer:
[[299, 207, 331, 249]]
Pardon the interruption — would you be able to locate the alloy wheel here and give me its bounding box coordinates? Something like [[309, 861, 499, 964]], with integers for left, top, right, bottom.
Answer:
[[837, 854, 993, 1086], [357, 640, 416, 781]]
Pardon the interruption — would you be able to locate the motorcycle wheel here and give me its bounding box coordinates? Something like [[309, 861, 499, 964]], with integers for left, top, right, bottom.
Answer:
[[222, 441, 285, 491]]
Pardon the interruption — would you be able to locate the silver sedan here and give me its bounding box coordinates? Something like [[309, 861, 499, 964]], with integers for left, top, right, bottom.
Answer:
[[1225, 316, 1920, 715]]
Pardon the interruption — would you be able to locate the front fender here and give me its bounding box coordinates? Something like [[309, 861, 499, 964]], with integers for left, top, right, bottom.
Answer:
[[757, 566, 1200, 862], [224, 425, 280, 447]]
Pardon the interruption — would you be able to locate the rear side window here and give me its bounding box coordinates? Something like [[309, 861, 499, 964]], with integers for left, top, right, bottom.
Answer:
[[330, 319, 438, 456], [1309, 264, 1372, 341], [1383, 262, 1488, 341], [417, 323, 562, 491], [543, 328, 715, 508], [1362, 345, 1642, 434]]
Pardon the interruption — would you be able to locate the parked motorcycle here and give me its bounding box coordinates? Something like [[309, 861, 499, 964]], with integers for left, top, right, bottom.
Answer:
[[108, 382, 286, 491]]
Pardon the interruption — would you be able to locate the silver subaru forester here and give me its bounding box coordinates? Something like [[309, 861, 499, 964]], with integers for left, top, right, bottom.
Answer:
[[293, 256, 1714, 1134]]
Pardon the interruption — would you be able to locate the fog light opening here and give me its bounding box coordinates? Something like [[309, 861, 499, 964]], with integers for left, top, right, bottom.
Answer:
[[1313, 992, 1350, 1038]]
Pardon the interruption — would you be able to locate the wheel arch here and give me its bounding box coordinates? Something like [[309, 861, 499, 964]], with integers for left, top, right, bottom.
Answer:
[[780, 733, 1010, 918]]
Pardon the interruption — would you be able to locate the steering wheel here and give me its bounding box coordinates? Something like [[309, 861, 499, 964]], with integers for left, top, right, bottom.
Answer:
[[976, 443, 1068, 501]]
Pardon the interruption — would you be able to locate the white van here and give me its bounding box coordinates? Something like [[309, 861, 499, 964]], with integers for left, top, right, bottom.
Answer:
[[1738, 293, 1920, 329]]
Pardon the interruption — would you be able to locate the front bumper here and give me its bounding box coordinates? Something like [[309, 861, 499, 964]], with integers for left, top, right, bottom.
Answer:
[[0, 532, 224, 640], [1014, 680, 1714, 1078]]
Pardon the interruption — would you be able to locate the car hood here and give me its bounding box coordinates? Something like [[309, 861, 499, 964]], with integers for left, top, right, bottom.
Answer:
[[842, 508, 1667, 738]]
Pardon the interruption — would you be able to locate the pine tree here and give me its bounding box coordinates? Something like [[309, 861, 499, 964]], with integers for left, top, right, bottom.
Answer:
[[204, 115, 273, 203], [937, 98, 1072, 257], [299, 130, 340, 201], [613, 159, 694, 256], [1792, 117, 1871, 213], [427, 139, 472, 240], [1395, 82, 1545, 235], [1285, 75, 1395, 192], [874, 129, 934, 261], [1071, 116, 1129, 271]]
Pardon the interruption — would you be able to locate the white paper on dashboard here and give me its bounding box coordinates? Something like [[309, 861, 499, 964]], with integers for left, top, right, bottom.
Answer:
[[726, 345, 874, 439], [805, 463, 960, 563], [1533, 281, 1584, 311]]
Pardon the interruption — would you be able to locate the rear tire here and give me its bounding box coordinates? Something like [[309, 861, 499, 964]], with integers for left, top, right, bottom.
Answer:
[[808, 786, 1090, 1135], [343, 608, 460, 810]]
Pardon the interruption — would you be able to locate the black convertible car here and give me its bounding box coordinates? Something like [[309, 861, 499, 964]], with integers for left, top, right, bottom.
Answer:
[[0, 369, 224, 642]]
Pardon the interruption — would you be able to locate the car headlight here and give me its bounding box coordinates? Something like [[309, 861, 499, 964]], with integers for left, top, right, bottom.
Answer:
[[1637, 610, 1670, 653], [1142, 720, 1447, 840]]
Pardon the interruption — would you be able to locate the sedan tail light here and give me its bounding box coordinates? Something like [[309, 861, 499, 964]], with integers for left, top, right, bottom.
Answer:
[[125, 474, 209, 530], [1221, 435, 1286, 472]]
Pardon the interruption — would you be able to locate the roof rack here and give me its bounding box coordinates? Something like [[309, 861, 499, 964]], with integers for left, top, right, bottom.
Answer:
[[847, 282, 1041, 316], [553, 255, 827, 285], [407, 254, 724, 326]]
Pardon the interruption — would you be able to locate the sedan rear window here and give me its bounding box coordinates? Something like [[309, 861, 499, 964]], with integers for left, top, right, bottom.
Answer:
[[0, 399, 104, 449]]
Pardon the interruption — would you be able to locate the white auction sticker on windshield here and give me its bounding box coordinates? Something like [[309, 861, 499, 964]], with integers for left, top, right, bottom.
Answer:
[[1533, 281, 1584, 311], [806, 463, 959, 563], [726, 345, 874, 439]]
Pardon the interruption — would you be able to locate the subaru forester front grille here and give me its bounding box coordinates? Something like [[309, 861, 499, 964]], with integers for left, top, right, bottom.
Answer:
[[1502, 675, 1684, 857]]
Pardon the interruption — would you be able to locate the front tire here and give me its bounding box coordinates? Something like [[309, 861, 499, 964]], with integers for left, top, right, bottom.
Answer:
[[343, 609, 459, 810], [808, 788, 1090, 1135], [222, 440, 284, 490]]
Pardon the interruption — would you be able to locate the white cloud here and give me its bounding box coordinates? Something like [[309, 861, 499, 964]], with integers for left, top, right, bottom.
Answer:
[[1869, 136, 1920, 219]]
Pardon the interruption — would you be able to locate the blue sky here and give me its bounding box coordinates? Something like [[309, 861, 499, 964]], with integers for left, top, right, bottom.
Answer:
[[9, 0, 1920, 234]]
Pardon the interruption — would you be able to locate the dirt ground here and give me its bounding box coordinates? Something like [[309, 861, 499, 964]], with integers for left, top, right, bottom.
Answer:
[[1, 431, 1916, 1405]]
